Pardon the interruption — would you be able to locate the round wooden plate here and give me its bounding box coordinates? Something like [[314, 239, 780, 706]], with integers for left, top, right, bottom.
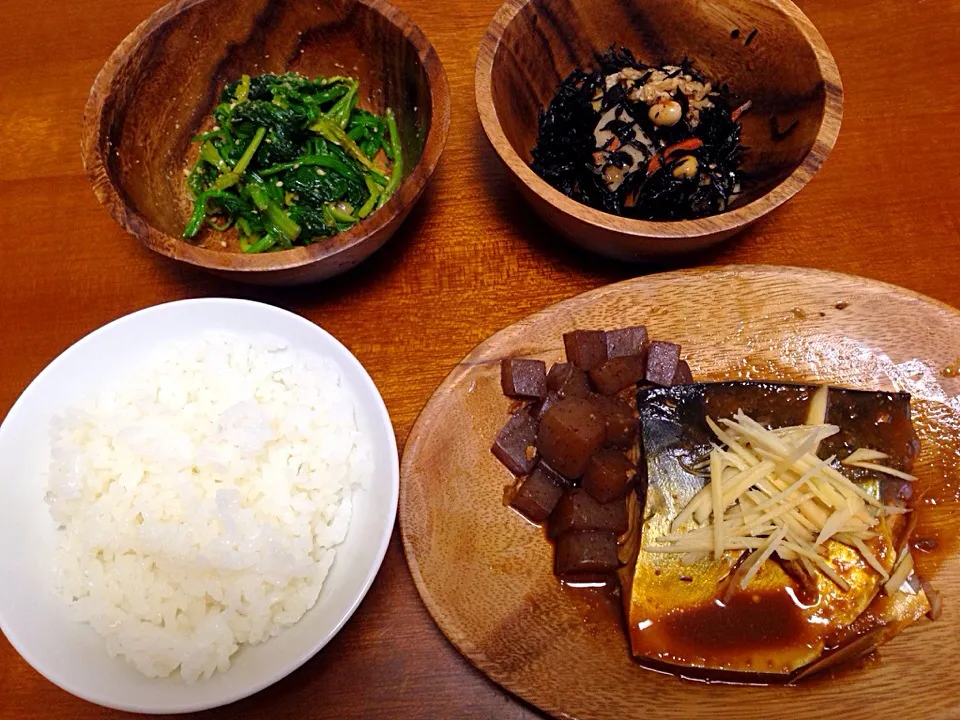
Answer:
[[399, 265, 960, 720]]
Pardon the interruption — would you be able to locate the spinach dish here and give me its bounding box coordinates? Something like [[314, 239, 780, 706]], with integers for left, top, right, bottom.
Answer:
[[184, 72, 402, 253]]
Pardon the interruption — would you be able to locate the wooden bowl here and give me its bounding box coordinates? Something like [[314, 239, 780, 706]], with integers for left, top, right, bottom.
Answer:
[[475, 0, 843, 260], [81, 0, 450, 286]]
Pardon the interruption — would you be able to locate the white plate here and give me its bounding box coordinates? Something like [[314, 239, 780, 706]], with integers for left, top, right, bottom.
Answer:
[[0, 298, 399, 713]]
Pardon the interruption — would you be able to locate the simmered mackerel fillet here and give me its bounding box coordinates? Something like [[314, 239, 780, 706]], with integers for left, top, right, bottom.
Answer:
[[620, 382, 931, 678]]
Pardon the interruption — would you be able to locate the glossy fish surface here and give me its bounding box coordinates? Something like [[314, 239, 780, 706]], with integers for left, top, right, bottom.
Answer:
[[621, 382, 928, 679]]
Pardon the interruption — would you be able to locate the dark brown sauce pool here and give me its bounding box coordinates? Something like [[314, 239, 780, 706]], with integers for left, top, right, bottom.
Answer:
[[657, 591, 810, 659], [621, 588, 825, 681], [908, 398, 960, 577], [564, 585, 829, 685]]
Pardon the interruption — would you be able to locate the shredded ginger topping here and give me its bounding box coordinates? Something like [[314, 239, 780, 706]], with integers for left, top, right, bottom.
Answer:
[[644, 393, 917, 593]]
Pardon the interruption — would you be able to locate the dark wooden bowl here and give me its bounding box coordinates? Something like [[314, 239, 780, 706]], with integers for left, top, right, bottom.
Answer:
[[81, 0, 450, 285], [475, 0, 842, 260]]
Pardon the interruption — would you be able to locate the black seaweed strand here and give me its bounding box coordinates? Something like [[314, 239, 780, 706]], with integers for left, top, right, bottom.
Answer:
[[530, 46, 747, 222]]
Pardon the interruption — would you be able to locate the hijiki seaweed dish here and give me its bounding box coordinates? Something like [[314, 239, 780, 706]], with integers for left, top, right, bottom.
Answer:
[[531, 48, 751, 221]]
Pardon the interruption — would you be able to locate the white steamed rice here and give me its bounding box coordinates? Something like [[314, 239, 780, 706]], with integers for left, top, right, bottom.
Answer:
[[44, 333, 373, 681]]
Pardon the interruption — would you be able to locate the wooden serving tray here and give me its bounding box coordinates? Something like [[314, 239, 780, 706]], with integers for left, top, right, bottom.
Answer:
[[400, 265, 960, 720]]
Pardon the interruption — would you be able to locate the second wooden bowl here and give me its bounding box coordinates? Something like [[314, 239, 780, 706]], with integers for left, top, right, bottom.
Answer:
[[82, 0, 450, 285], [475, 0, 842, 260]]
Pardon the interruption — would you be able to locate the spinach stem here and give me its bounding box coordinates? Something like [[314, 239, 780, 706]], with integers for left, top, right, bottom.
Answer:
[[214, 126, 267, 190], [265, 201, 301, 241], [309, 118, 386, 181], [357, 193, 377, 219], [326, 79, 359, 128], [261, 155, 362, 181], [378, 109, 402, 208], [235, 74, 252, 103], [244, 233, 278, 253], [200, 141, 228, 171], [357, 175, 382, 218], [327, 204, 357, 224], [183, 189, 235, 238]]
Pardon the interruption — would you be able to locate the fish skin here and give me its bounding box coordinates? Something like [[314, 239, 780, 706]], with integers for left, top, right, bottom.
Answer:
[[621, 382, 923, 678]]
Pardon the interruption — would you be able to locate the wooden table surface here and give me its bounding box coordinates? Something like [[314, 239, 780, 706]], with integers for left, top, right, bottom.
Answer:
[[1, 0, 959, 717]]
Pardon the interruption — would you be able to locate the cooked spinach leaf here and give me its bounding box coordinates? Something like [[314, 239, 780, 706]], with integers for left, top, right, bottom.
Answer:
[[184, 72, 402, 253]]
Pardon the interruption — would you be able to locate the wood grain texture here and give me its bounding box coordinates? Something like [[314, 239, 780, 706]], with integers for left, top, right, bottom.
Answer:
[[475, 0, 842, 259], [400, 265, 960, 720], [1, 0, 960, 717], [81, 0, 450, 285]]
